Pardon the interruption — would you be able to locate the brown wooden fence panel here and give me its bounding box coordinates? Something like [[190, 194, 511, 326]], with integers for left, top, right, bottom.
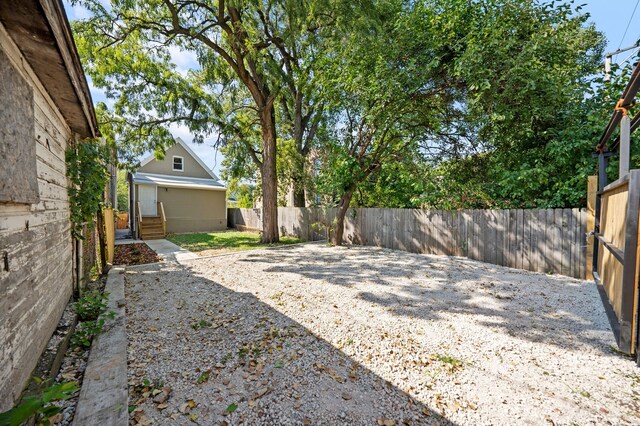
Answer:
[[228, 206, 587, 278]]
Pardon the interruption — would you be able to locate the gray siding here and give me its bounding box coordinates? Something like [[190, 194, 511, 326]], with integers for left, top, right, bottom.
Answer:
[[0, 23, 74, 410]]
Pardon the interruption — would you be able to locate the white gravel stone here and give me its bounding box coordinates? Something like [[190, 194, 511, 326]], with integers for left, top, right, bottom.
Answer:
[[125, 244, 639, 425]]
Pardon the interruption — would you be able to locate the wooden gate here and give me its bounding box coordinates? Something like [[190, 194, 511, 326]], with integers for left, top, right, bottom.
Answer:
[[592, 61, 640, 356], [593, 172, 640, 354]]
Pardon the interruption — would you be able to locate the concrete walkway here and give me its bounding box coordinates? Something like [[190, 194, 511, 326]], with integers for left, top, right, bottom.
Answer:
[[143, 239, 198, 264], [73, 267, 128, 426]]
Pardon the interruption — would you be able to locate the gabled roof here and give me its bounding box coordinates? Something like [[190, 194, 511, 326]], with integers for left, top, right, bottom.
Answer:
[[131, 172, 226, 191], [139, 136, 220, 180], [0, 0, 99, 138]]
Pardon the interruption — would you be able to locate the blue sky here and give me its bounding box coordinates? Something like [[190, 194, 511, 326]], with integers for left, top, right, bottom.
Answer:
[[64, 1, 640, 181], [582, 0, 640, 58]]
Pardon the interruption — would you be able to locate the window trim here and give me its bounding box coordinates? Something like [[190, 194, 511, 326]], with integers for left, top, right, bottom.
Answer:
[[172, 155, 184, 172]]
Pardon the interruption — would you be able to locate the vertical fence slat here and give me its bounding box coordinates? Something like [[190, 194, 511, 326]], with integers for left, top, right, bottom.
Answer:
[[497, 210, 503, 265], [580, 208, 587, 279], [575, 208, 582, 279], [514, 209, 522, 270], [561, 209, 571, 276], [472, 210, 480, 261], [552, 209, 563, 275], [536, 209, 545, 273], [520, 209, 527, 270], [569, 208, 577, 278], [487, 209, 494, 263], [529, 209, 538, 272]]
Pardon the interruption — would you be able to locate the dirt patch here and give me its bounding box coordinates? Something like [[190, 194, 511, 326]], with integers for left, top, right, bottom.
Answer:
[[125, 244, 640, 425], [114, 243, 160, 266]]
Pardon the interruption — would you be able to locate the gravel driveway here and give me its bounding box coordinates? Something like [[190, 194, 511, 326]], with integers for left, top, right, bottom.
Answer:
[[125, 243, 639, 425]]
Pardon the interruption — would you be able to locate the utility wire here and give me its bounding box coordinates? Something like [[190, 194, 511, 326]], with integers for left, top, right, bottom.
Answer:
[[618, 0, 640, 51], [621, 46, 640, 64]]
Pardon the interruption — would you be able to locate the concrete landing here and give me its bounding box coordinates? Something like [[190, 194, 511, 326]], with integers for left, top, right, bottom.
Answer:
[[143, 239, 198, 264], [73, 267, 128, 426], [114, 238, 143, 246]]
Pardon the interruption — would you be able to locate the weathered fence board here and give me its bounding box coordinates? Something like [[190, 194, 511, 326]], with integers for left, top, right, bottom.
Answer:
[[228, 207, 587, 278]]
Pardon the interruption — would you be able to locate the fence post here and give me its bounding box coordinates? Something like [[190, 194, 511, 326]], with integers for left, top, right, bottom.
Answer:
[[586, 175, 597, 280], [620, 114, 631, 177], [104, 208, 115, 264]]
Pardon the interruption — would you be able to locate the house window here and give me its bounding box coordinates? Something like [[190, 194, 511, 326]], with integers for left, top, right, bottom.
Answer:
[[0, 46, 38, 204], [172, 156, 184, 171]]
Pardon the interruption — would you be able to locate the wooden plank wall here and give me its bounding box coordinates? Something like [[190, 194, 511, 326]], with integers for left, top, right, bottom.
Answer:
[[598, 182, 629, 320], [229, 207, 587, 279], [0, 23, 75, 410]]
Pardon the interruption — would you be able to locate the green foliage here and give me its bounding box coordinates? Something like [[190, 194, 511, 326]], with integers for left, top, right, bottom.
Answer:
[[315, 0, 609, 210], [116, 171, 129, 213], [66, 139, 110, 239], [227, 182, 254, 209], [191, 319, 212, 330], [71, 290, 115, 348], [0, 381, 77, 426], [73, 0, 615, 210], [167, 231, 301, 253], [71, 318, 107, 349], [352, 155, 429, 209], [74, 290, 110, 322]]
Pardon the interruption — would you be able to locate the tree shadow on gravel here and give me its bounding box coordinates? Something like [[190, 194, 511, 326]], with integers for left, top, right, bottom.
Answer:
[[125, 261, 456, 426], [238, 244, 618, 355]]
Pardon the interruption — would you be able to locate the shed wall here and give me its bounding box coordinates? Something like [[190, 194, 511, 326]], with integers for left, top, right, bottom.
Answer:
[[0, 23, 74, 410], [157, 187, 226, 233]]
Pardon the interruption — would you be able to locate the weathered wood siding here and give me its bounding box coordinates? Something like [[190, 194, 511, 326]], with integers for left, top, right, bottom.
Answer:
[[228, 207, 587, 279], [0, 23, 75, 410]]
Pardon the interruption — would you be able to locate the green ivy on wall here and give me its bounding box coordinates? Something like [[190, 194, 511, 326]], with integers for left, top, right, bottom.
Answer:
[[65, 139, 109, 239]]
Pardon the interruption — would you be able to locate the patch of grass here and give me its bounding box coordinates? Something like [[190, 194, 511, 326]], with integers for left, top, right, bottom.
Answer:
[[609, 345, 635, 359], [579, 390, 591, 398], [190, 319, 212, 330], [434, 354, 465, 372], [166, 230, 303, 253]]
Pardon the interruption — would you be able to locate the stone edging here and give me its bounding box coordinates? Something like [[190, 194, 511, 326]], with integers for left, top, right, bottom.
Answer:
[[73, 266, 128, 426]]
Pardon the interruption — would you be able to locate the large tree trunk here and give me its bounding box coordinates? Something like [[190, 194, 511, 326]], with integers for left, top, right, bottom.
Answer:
[[291, 172, 306, 207], [260, 104, 280, 243], [333, 189, 354, 246]]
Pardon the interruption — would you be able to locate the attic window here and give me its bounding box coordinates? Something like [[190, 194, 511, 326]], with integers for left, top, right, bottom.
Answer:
[[172, 156, 184, 171]]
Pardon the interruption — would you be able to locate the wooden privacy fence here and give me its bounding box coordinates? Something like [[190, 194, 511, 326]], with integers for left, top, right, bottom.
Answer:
[[228, 207, 587, 279]]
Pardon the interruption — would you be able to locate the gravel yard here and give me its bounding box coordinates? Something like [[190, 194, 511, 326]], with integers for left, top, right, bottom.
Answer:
[[125, 243, 639, 425]]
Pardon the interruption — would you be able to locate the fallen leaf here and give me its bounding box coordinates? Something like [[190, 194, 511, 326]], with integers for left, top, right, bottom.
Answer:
[[153, 392, 168, 404], [226, 403, 238, 413]]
